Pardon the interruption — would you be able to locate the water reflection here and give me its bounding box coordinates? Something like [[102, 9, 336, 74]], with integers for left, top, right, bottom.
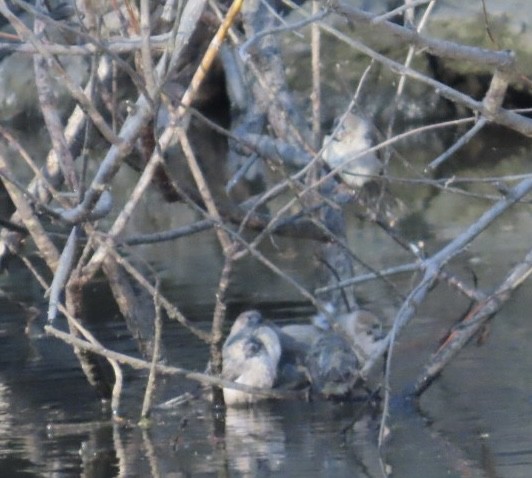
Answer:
[[224, 406, 285, 476]]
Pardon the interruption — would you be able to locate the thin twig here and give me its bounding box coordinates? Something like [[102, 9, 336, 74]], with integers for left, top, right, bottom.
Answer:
[[96, 236, 210, 341], [175, 127, 233, 253], [328, 0, 514, 69], [48, 226, 78, 322], [371, 0, 431, 24], [426, 118, 487, 172], [0, 151, 60, 270], [311, 1, 321, 150], [0, 0, 120, 145], [33, 16, 79, 192], [139, 0, 157, 98], [238, 8, 329, 60], [364, 176, 532, 446], [209, 251, 235, 405], [140, 282, 163, 419], [396, 0, 437, 96], [45, 324, 306, 401]]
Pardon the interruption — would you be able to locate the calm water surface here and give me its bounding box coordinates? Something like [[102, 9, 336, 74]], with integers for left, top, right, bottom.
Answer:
[[1, 248, 531, 477]]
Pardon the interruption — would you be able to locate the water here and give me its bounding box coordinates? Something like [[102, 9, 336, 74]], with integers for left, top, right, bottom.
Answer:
[[1, 243, 531, 476], [1, 120, 531, 476]]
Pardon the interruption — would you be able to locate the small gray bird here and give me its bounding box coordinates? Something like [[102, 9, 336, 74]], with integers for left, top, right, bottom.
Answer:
[[279, 305, 385, 398], [322, 112, 382, 189], [279, 321, 360, 398], [306, 331, 360, 398], [313, 306, 384, 363], [222, 311, 281, 406]]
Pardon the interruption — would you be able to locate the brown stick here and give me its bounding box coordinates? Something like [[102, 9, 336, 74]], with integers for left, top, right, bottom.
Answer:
[[45, 324, 306, 401]]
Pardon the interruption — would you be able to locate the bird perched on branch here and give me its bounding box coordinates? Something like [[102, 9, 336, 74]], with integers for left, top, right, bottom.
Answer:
[[322, 112, 382, 189], [322, 111, 404, 227]]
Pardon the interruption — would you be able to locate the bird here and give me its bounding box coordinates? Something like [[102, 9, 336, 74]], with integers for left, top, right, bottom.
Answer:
[[322, 112, 382, 189], [305, 330, 360, 398], [275, 324, 322, 390], [278, 321, 359, 398], [313, 307, 384, 362], [222, 311, 282, 406], [278, 305, 385, 398]]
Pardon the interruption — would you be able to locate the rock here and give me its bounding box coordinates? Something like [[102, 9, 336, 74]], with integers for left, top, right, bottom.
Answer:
[[425, 1, 532, 79]]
